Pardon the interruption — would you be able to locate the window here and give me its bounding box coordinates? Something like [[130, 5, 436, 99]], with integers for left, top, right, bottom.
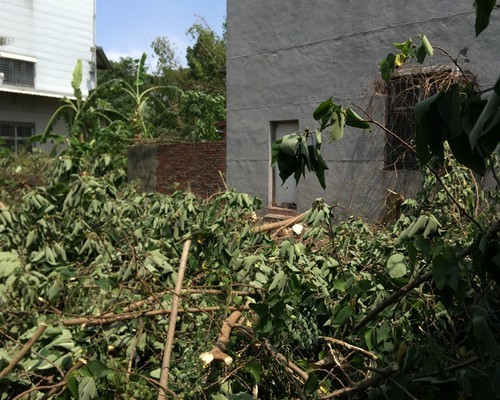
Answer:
[[384, 67, 470, 170], [385, 75, 420, 169], [0, 122, 34, 154], [0, 57, 35, 87]]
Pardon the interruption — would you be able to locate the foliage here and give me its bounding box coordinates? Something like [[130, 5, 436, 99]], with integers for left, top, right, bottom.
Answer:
[[97, 19, 227, 142], [271, 100, 370, 189], [178, 90, 226, 141], [186, 18, 226, 94], [1, 150, 498, 398], [1, 4, 499, 400]]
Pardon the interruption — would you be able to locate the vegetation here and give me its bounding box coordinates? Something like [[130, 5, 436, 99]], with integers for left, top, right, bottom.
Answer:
[[98, 18, 226, 143], [0, 3, 499, 400]]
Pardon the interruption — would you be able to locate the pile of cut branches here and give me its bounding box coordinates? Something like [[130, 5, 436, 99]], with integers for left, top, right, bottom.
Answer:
[[0, 152, 499, 399]]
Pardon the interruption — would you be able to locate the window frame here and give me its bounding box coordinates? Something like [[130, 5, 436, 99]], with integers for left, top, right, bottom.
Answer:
[[384, 67, 471, 170], [0, 53, 36, 88], [0, 121, 35, 154]]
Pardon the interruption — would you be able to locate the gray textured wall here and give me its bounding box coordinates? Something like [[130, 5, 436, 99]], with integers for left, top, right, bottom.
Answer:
[[226, 0, 500, 219]]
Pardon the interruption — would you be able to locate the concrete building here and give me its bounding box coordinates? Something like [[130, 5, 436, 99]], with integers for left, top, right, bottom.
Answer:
[[226, 0, 500, 219], [0, 0, 110, 154]]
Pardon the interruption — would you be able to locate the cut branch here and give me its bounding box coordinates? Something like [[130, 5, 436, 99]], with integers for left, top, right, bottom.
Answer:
[[0, 323, 47, 378], [252, 212, 307, 233], [158, 239, 191, 400], [200, 309, 243, 366]]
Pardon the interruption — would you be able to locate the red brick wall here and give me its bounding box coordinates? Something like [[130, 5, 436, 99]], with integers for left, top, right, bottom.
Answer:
[[155, 141, 226, 198]]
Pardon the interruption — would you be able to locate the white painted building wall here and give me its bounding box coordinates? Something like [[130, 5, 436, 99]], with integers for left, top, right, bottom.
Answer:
[[0, 0, 96, 98]]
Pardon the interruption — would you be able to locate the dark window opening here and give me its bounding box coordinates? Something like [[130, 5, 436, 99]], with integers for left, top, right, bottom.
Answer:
[[0, 122, 34, 154], [384, 67, 471, 170], [0, 57, 35, 87]]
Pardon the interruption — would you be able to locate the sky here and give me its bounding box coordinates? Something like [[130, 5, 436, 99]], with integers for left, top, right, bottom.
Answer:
[[96, 0, 226, 67]]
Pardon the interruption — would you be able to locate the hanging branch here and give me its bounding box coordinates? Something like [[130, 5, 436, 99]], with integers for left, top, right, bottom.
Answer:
[[157, 239, 191, 400], [0, 323, 47, 378]]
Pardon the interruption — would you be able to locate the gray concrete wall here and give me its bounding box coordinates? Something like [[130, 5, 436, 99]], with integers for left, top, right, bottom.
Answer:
[[226, 0, 500, 219]]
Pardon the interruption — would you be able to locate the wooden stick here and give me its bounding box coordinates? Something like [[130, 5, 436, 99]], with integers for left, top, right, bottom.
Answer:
[[252, 212, 307, 233], [0, 323, 47, 377], [158, 240, 191, 400]]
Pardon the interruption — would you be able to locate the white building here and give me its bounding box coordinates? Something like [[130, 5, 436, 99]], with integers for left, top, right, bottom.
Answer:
[[0, 0, 110, 153]]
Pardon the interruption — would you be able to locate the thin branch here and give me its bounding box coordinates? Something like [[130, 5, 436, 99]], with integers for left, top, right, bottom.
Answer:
[[0, 323, 47, 377], [319, 336, 378, 360], [158, 239, 191, 400], [321, 363, 399, 399], [389, 377, 419, 400], [62, 305, 250, 327], [354, 220, 500, 332], [354, 271, 432, 332]]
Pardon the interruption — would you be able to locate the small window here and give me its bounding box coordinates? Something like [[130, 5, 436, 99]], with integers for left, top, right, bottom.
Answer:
[[0, 57, 35, 87], [0, 122, 34, 154], [385, 75, 420, 170], [384, 67, 470, 170]]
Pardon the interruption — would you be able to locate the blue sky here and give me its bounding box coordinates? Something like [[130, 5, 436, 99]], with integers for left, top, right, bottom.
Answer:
[[96, 0, 226, 66]]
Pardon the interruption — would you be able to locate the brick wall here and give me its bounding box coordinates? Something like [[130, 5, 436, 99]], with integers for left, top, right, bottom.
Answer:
[[128, 141, 226, 198]]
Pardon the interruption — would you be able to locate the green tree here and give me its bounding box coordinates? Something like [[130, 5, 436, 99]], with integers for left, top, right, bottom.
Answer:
[[186, 18, 226, 94]]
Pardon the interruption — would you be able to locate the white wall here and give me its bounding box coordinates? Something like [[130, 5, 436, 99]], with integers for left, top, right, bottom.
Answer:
[[0, 0, 96, 98]]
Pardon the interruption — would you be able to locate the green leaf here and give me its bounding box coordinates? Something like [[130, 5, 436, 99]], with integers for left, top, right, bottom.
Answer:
[[414, 236, 431, 257], [469, 87, 500, 167], [66, 373, 79, 397], [432, 251, 459, 291], [87, 359, 112, 378], [78, 376, 97, 400], [332, 305, 352, 327], [304, 372, 319, 395], [71, 60, 83, 94], [268, 270, 285, 291], [313, 97, 333, 123], [245, 360, 262, 383], [421, 35, 434, 57], [380, 53, 396, 84], [329, 108, 346, 141], [211, 395, 228, 400], [48, 280, 61, 302], [387, 253, 407, 278], [471, 315, 500, 359], [0, 251, 21, 277], [228, 394, 253, 400], [150, 368, 161, 378], [415, 93, 445, 165], [474, 0, 497, 36], [345, 108, 371, 130]]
